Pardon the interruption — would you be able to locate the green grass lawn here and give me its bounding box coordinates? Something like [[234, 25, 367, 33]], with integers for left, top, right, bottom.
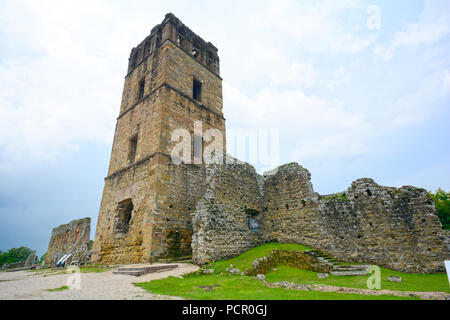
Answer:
[[135, 274, 417, 300], [135, 243, 449, 300], [80, 266, 112, 273], [265, 265, 450, 293], [46, 285, 70, 292], [208, 243, 313, 274]]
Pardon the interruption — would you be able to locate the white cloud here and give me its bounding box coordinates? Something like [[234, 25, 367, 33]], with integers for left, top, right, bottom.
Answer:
[[223, 82, 373, 164], [323, 67, 351, 90], [218, 0, 378, 91], [443, 70, 450, 93], [0, 0, 376, 171], [260, 0, 374, 54], [0, 0, 448, 177], [374, 0, 450, 61], [0, 0, 158, 169], [268, 62, 317, 88]]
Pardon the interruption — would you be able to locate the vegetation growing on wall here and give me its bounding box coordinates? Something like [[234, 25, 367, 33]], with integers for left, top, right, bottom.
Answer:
[[245, 249, 331, 276], [38, 253, 47, 264], [429, 189, 450, 229]]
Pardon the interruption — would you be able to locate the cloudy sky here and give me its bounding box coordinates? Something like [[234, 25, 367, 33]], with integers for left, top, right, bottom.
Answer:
[[1, 0, 449, 256]]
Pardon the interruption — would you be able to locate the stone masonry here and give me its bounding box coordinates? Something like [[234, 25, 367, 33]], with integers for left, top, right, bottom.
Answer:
[[45, 218, 91, 266], [191, 160, 267, 264], [262, 164, 449, 273], [91, 13, 450, 273], [91, 13, 225, 264], [191, 163, 449, 273]]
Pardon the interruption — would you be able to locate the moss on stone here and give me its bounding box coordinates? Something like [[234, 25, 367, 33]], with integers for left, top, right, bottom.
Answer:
[[245, 249, 331, 276]]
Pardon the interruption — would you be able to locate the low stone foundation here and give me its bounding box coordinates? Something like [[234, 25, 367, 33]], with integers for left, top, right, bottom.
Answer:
[[245, 250, 331, 276]]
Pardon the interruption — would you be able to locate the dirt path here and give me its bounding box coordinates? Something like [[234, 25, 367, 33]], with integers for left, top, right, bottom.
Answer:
[[266, 281, 450, 300], [0, 263, 199, 300]]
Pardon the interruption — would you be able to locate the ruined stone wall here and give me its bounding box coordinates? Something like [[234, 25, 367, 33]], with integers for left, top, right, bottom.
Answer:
[[163, 164, 209, 258], [45, 218, 91, 266], [192, 163, 267, 265], [24, 251, 37, 267], [445, 230, 450, 251], [263, 164, 320, 244], [91, 157, 152, 264], [263, 163, 450, 273], [318, 180, 449, 273]]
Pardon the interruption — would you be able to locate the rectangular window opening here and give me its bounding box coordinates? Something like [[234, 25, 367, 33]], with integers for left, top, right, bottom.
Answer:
[[207, 52, 213, 66], [177, 33, 184, 46], [193, 78, 202, 102], [128, 134, 138, 163], [192, 46, 200, 58], [138, 79, 145, 101], [246, 209, 261, 232], [247, 215, 261, 232], [192, 40, 200, 58]]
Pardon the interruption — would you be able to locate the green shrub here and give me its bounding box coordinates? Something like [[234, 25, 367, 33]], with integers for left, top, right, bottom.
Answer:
[[38, 253, 47, 264], [0, 246, 32, 266], [429, 189, 450, 229], [46, 286, 70, 292]]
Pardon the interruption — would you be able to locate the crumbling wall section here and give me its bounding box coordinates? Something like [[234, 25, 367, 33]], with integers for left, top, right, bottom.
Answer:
[[192, 163, 266, 265], [263, 163, 320, 245], [263, 163, 450, 273], [316, 179, 449, 273], [45, 218, 91, 266], [162, 163, 209, 259]]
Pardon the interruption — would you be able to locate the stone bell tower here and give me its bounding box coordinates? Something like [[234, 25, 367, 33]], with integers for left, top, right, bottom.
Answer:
[[91, 13, 226, 264]]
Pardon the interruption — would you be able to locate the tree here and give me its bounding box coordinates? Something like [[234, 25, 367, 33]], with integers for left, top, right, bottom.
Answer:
[[0, 246, 33, 266], [38, 253, 47, 264], [429, 188, 450, 230]]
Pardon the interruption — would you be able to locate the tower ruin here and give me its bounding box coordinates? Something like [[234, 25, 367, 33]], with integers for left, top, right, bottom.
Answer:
[[91, 13, 226, 264]]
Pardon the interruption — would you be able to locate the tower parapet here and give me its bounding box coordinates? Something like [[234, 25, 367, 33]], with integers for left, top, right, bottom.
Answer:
[[127, 13, 220, 76]]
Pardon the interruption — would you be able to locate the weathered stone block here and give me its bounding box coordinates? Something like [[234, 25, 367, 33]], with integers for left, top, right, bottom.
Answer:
[[388, 276, 402, 283]]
